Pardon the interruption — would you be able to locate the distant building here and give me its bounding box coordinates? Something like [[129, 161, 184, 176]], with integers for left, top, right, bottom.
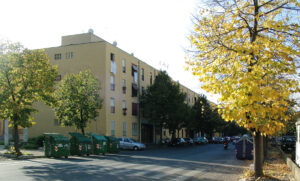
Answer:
[[25, 32, 200, 143]]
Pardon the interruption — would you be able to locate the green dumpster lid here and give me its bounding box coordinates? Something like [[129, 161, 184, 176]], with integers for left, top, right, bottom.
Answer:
[[44, 133, 69, 141], [105, 136, 118, 141], [88, 133, 107, 141], [69, 132, 91, 143]]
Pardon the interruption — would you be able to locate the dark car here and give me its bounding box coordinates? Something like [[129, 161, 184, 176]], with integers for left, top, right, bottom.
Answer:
[[184, 138, 194, 145], [281, 136, 296, 152], [169, 138, 186, 146]]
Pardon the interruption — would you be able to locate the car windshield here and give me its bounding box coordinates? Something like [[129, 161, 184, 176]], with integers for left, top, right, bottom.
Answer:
[[128, 138, 135, 142]]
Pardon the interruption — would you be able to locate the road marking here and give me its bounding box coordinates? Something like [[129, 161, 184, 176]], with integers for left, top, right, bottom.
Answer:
[[148, 167, 183, 180], [129, 164, 159, 177], [175, 170, 203, 181]]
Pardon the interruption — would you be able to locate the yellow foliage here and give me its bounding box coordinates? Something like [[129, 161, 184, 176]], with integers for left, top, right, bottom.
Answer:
[[186, 0, 299, 136]]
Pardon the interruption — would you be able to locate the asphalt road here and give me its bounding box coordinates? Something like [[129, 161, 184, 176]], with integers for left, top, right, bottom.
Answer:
[[0, 143, 249, 181]]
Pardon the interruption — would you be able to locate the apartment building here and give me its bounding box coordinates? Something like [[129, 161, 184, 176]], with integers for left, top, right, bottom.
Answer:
[[25, 32, 200, 143]]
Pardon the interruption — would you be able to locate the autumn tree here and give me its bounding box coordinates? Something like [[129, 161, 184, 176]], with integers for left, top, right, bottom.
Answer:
[[187, 0, 299, 177], [0, 42, 57, 156], [53, 70, 103, 135]]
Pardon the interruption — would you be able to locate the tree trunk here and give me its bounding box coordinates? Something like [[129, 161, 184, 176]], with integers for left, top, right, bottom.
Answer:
[[81, 127, 85, 136], [13, 124, 21, 156], [263, 136, 268, 161], [254, 131, 264, 178], [160, 124, 163, 144]]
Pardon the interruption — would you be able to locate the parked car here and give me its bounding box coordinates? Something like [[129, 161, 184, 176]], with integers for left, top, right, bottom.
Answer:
[[161, 138, 171, 144], [281, 136, 296, 152], [184, 138, 194, 145], [193, 137, 208, 144], [118, 137, 146, 151], [212, 137, 223, 144], [169, 138, 186, 146]]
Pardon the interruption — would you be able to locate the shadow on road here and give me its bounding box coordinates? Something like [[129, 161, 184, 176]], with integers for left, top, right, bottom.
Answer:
[[21, 144, 248, 181]]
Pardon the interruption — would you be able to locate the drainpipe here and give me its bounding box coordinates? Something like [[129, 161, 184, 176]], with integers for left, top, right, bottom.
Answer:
[[137, 59, 141, 142]]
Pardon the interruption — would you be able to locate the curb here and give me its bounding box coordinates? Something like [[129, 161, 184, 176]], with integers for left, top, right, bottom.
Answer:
[[0, 152, 45, 160]]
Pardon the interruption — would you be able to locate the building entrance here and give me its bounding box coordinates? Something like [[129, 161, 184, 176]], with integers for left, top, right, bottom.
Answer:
[[141, 124, 153, 144]]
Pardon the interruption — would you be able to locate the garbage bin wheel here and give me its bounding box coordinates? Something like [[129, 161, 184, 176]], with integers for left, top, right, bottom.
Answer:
[[133, 146, 138, 151], [65, 156, 68, 159], [87, 154, 90, 156], [102, 153, 105, 156]]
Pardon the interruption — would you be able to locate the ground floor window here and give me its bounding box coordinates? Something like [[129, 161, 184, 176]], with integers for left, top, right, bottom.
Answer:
[[111, 120, 115, 136], [132, 123, 138, 136], [123, 122, 126, 136]]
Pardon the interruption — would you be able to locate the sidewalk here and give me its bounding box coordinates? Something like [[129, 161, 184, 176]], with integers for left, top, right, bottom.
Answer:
[[0, 145, 44, 159], [240, 145, 295, 181]]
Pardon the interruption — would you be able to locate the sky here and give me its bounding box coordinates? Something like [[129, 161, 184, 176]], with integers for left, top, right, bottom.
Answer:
[[1, 0, 219, 103]]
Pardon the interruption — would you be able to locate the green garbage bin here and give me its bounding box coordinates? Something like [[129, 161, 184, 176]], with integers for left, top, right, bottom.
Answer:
[[44, 133, 70, 158], [69, 132, 92, 156], [88, 133, 107, 155], [105, 136, 120, 153]]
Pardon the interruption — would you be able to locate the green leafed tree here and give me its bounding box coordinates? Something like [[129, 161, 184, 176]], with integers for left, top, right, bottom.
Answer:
[[53, 70, 103, 135], [0, 42, 57, 156], [190, 95, 213, 137], [187, 0, 299, 177], [141, 71, 186, 141]]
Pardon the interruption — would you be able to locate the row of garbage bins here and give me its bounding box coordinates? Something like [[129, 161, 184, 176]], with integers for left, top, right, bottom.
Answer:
[[44, 132, 120, 158]]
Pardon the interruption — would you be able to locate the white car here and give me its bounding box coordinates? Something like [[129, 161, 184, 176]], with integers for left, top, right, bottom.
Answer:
[[118, 137, 146, 150]]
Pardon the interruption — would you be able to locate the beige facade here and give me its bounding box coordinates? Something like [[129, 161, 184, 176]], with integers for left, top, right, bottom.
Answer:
[[28, 32, 200, 143]]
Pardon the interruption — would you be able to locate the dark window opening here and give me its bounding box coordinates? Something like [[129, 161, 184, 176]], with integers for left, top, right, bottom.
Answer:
[[132, 103, 138, 116], [132, 83, 138, 97]]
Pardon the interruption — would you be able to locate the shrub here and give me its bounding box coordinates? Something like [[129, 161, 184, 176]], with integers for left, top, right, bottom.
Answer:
[[28, 135, 45, 147], [22, 143, 39, 150]]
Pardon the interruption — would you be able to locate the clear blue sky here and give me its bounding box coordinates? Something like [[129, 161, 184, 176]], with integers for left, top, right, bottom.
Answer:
[[0, 0, 219, 103]]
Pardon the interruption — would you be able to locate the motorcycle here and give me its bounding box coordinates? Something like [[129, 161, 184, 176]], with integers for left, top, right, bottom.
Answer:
[[224, 141, 228, 150]]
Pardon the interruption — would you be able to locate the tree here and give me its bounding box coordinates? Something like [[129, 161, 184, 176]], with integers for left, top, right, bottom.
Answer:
[[141, 71, 186, 141], [186, 0, 299, 177], [54, 70, 103, 135], [0, 42, 57, 156], [191, 95, 213, 137]]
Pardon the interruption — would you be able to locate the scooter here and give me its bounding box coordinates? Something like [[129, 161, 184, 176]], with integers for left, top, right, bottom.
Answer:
[[224, 141, 228, 150]]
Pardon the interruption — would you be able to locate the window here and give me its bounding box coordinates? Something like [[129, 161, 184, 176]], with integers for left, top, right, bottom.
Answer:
[[110, 75, 115, 91], [122, 59, 126, 73], [122, 79, 126, 94], [111, 120, 115, 136], [56, 75, 62, 81], [66, 52, 74, 59], [54, 53, 61, 60], [150, 72, 153, 85], [54, 119, 61, 126], [110, 98, 115, 113], [123, 122, 126, 136], [132, 102, 138, 116], [132, 123, 138, 136], [132, 83, 138, 97], [110, 53, 116, 74], [110, 53, 115, 61], [122, 100, 127, 115], [132, 64, 138, 83], [141, 68, 144, 81]]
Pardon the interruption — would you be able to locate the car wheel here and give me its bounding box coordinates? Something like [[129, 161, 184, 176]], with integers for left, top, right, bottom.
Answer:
[[133, 146, 138, 151]]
